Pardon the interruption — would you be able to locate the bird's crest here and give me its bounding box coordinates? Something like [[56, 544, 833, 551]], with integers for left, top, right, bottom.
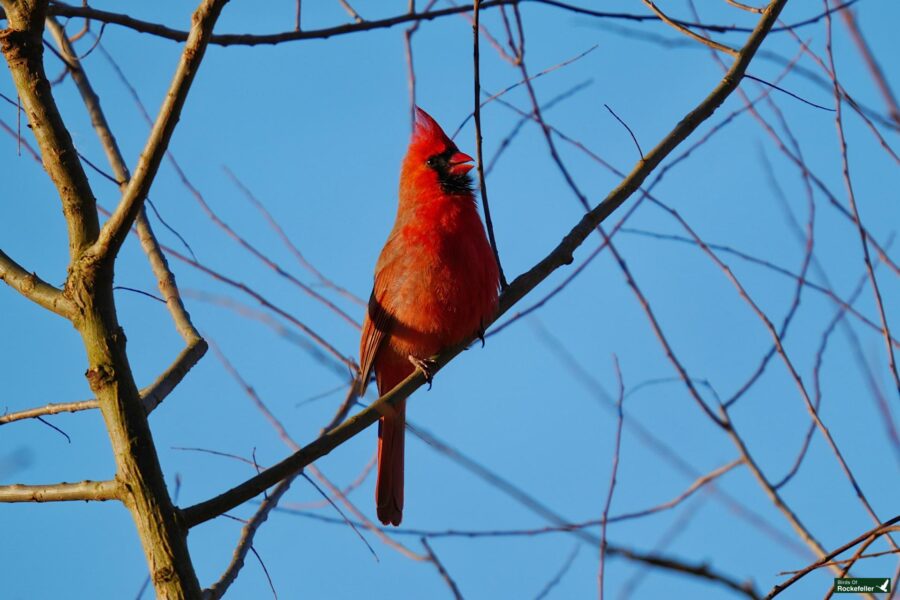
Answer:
[[412, 106, 453, 148]]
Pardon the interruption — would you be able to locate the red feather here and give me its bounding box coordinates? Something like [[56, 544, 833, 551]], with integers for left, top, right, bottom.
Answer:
[[358, 107, 499, 525]]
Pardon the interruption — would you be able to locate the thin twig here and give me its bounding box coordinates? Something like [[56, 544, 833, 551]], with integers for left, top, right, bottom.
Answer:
[[485, 80, 593, 176], [472, 0, 507, 288], [422, 539, 464, 600], [778, 548, 900, 575], [167, 160, 361, 330], [222, 166, 364, 306], [403, 1, 418, 130], [535, 544, 579, 599], [452, 44, 598, 139], [823, 2, 900, 399], [32, 1, 857, 46], [617, 498, 708, 599], [203, 476, 295, 600], [773, 268, 872, 489], [0, 399, 98, 425], [641, 0, 738, 55], [604, 104, 643, 159], [530, 321, 803, 557], [743, 73, 834, 110], [766, 516, 900, 598], [272, 505, 761, 599], [280, 454, 375, 510], [448, 0, 519, 65], [617, 228, 896, 348], [248, 546, 277, 599], [336, 0, 363, 23], [838, 4, 900, 125], [726, 0, 764, 13], [209, 341, 422, 561], [0, 337, 207, 429], [653, 195, 897, 552], [598, 356, 624, 600], [156, 240, 355, 372]]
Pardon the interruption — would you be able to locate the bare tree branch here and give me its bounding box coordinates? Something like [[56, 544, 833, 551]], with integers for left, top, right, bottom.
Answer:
[[0, 0, 99, 259], [422, 539, 464, 600], [726, 0, 765, 13], [203, 476, 295, 600], [141, 339, 209, 415], [613, 545, 760, 599], [2, 1, 229, 597], [598, 356, 624, 599], [0, 249, 73, 317], [1, 399, 97, 425], [223, 166, 364, 307], [0, 338, 207, 427], [641, 0, 738, 55], [823, 4, 900, 399], [472, 0, 508, 288], [90, 0, 229, 265], [778, 549, 900, 575], [336, 0, 363, 23], [838, 4, 900, 125], [766, 516, 900, 598], [0, 479, 119, 503], [273, 506, 762, 599], [4, 1, 854, 46]]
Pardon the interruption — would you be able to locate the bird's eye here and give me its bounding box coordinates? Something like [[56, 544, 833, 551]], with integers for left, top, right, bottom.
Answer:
[[425, 157, 436, 168]]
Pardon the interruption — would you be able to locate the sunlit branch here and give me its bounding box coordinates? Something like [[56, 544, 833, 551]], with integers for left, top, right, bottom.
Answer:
[[0, 0, 100, 259], [766, 516, 900, 598], [90, 0, 228, 264], [0, 338, 206, 431], [641, 0, 738, 55], [0, 249, 73, 317], [0, 480, 119, 503], [0, 399, 98, 425]]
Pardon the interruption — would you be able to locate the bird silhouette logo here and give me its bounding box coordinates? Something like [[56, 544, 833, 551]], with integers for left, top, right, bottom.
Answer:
[[876, 579, 890, 593]]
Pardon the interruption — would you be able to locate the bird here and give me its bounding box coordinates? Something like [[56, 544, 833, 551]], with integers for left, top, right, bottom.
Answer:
[[357, 106, 500, 526]]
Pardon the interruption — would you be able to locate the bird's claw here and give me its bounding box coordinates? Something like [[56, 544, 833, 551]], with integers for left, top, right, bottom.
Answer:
[[408, 355, 437, 390], [477, 321, 486, 348]]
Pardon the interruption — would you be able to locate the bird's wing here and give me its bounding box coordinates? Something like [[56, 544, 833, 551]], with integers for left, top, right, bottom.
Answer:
[[357, 288, 393, 395]]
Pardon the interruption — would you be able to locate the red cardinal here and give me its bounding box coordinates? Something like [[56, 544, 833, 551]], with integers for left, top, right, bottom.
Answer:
[[357, 107, 500, 526]]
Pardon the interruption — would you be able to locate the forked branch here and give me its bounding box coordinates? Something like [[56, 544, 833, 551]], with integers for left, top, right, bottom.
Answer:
[[90, 0, 229, 265]]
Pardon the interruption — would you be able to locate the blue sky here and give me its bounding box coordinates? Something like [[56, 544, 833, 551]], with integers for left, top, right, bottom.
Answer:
[[2, 1, 899, 598]]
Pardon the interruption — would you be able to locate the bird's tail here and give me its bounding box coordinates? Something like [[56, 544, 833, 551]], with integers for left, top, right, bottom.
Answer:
[[376, 397, 406, 526]]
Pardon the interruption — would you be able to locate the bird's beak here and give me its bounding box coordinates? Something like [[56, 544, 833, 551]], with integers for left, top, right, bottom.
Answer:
[[448, 151, 475, 176]]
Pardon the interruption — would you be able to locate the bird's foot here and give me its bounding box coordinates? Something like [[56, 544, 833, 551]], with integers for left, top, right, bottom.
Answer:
[[477, 321, 486, 348], [408, 355, 437, 390]]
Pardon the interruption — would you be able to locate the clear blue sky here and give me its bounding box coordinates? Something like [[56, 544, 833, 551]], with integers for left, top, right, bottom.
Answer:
[[2, 1, 898, 598]]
